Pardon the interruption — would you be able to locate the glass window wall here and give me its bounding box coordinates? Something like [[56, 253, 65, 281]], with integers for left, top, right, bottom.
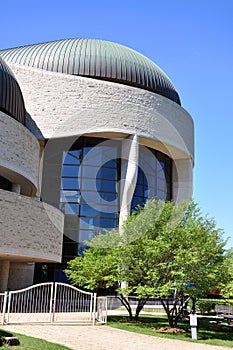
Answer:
[[37, 136, 172, 282]]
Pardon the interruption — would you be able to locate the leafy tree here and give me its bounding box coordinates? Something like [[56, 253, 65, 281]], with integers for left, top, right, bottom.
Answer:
[[66, 199, 229, 326], [218, 251, 233, 300]]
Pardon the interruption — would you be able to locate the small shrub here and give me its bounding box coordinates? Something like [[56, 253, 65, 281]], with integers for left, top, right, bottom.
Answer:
[[196, 300, 214, 314]]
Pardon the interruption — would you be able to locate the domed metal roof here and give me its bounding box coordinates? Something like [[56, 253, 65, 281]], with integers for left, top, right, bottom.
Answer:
[[0, 57, 25, 124], [0, 39, 181, 105]]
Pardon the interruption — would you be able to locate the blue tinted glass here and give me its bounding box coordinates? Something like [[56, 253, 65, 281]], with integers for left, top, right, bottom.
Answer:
[[63, 151, 81, 164], [103, 159, 117, 168], [79, 230, 96, 242], [134, 184, 144, 196], [60, 190, 80, 202], [83, 146, 92, 157], [100, 192, 117, 201], [62, 177, 79, 190], [97, 167, 117, 180], [96, 179, 118, 193], [159, 161, 165, 170], [99, 179, 116, 193], [99, 218, 117, 229], [131, 196, 144, 210], [79, 219, 95, 230], [157, 177, 165, 191], [78, 243, 88, 256], [157, 190, 166, 201], [81, 217, 101, 228], [81, 202, 118, 213], [82, 166, 98, 178], [96, 179, 102, 191], [81, 178, 96, 191], [59, 203, 79, 215], [137, 169, 144, 183], [62, 165, 80, 177], [80, 204, 100, 217], [80, 191, 102, 204], [100, 211, 118, 219], [146, 174, 156, 189]]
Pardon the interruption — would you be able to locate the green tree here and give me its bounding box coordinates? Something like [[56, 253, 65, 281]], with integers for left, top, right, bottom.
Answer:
[[219, 250, 233, 300], [66, 200, 229, 326]]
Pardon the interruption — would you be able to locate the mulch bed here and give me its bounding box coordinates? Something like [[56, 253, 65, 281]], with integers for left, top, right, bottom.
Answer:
[[152, 326, 186, 334]]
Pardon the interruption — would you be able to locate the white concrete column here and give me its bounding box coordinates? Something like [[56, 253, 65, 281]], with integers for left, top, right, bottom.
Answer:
[[118, 134, 139, 290], [0, 261, 10, 292], [119, 134, 139, 233], [12, 183, 21, 194], [37, 140, 45, 198], [173, 159, 193, 203]]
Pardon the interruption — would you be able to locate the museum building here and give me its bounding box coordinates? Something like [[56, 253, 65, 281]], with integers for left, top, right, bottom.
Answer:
[[0, 38, 194, 290]]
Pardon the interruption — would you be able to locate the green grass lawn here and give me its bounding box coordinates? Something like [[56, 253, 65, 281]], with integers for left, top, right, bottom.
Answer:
[[0, 329, 71, 350], [107, 315, 233, 348]]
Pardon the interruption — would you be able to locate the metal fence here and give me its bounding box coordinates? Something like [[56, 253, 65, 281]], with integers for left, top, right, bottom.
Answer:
[[1, 287, 172, 325], [97, 296, 166, 322], [215, 304, 233, 315], [1, 282, 96, 325]]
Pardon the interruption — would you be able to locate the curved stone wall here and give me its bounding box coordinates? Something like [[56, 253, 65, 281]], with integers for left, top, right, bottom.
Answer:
[[0, 111, 39, 196], [0, 190, 64, 262], [6, 63, 194, 162]]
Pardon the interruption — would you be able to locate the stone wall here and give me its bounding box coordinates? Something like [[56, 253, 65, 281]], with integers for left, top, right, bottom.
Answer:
[[7, 63, 194, 161], [0, 189, 64, 262], [0, 111, 39, 196]]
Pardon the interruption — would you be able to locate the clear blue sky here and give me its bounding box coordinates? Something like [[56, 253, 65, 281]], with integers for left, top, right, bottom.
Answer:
[[1, 0, 232, 246]]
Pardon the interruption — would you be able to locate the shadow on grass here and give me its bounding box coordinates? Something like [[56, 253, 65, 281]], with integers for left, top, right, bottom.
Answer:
[[0, 329, 71, 350], [0, 329, 13, 337], [107, 315, 233, 347]]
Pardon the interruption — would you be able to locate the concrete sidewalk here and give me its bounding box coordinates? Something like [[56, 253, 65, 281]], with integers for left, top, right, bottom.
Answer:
[[2, 324, 230, 350]]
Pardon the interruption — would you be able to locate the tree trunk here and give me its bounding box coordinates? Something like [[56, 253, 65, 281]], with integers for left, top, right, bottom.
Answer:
[[190, 296, 196, 313], [160, 298, 183, 328], [135, 298, 148, 321], [119, 294, 133, 320], [160, 298, 175, 327]]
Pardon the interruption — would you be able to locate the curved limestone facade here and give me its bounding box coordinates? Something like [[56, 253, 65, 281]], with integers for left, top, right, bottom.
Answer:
[[0, 38, 194, 287], [0, 58, 64, 291]]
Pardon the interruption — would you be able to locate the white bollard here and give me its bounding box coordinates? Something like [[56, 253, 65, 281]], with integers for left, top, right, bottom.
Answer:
[[190, 314, 198, 340]]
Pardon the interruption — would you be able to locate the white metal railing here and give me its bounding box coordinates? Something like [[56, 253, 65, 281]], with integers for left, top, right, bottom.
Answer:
[[97, 295, 168, 322], [0, 292, 5, 313], [53, 282, 96, 323], [96, 297, 108, 323], [7, 282, 53, 324], [2, 282, 96, 325], [0, 292, 7, 325], [215, 304, 233, 315]]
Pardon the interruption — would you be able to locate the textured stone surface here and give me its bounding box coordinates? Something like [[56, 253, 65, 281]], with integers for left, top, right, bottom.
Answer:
[[7, 63, 194, 161], [0, 189, 64, 262], [7, 262, 35, 291], [0, 111, 39, 195]]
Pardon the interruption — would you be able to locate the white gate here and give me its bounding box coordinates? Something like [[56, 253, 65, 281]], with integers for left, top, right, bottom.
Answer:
[[53, 282, 96, 324], [2, 282, 96, 325]]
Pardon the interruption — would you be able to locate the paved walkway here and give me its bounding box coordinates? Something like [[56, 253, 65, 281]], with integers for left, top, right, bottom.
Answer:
[[2, 324, 231, 350]]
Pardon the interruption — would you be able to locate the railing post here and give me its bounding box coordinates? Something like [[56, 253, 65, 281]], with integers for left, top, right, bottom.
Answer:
[[49, 283, 55, 323], [2, 291, 8, 325], [92, 293, 97, 326], [6, 291, 11, 324], [105, 296, 108, 323]]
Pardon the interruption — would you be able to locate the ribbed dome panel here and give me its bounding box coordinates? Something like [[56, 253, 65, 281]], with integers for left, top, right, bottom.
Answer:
[[0, 39, 181, 105], [0, 57, 25, 124]]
